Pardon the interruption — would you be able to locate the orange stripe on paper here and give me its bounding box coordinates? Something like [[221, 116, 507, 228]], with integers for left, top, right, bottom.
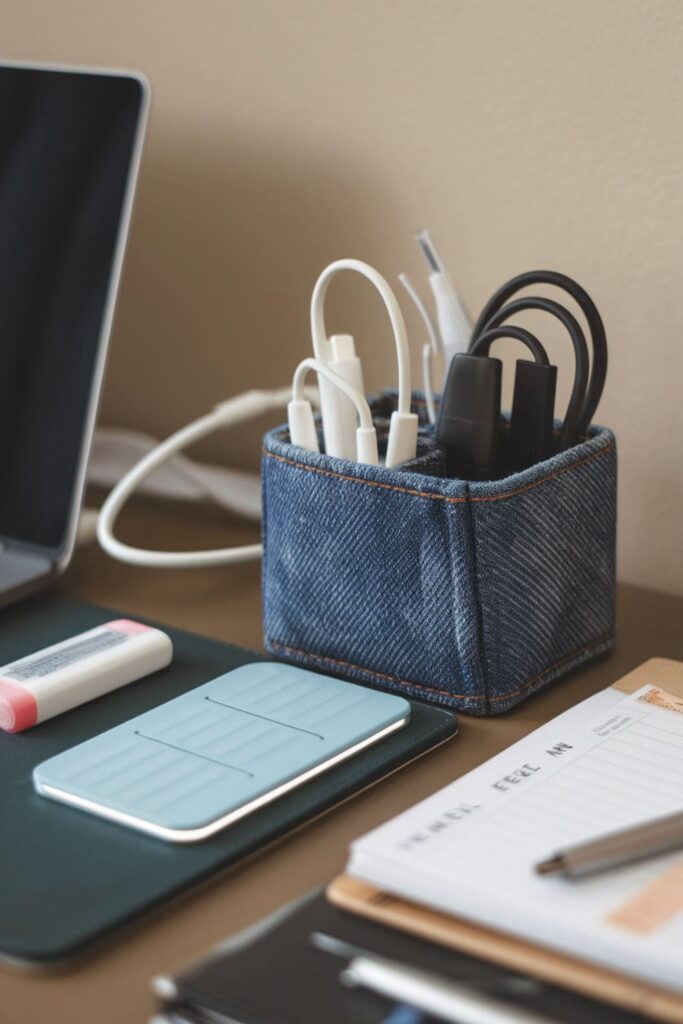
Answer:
[[608, 861, 683, 933]]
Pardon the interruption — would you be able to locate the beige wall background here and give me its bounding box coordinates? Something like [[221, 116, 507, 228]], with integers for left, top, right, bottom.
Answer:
[[3, 0, 682, 593]]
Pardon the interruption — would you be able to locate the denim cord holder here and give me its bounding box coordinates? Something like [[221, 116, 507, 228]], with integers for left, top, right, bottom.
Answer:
[[261, 391, 616, 715]]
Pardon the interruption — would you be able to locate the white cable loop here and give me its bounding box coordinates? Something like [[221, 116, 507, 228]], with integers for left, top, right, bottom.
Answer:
[[90, 427, 262, 520], [310, 259, 413, 417], [97, 388, 312, 568]]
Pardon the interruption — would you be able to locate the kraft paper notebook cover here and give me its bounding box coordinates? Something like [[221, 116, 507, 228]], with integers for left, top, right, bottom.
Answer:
[[329, 659, 683, 1024], [0, 594, 457, 965]]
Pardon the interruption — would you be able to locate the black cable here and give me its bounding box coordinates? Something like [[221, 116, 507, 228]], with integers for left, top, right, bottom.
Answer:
[[469, 325, 549, 364], [474, 297, 589, 449], [470, 325, 557, 472], [471, 271, 607, 444]]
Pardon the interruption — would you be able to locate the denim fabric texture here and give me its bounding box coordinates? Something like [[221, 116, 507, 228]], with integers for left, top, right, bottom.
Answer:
[[262, 391, 616, 714]]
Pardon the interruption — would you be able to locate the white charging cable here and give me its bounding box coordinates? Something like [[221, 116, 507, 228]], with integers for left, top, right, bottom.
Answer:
[[97, 388, 309, 568], [310, 259, 418, 468], [88, 426, 262, 519], [95, 360, 378, 570], [96, 258, 417, 570], [288, 357, 379, 465]]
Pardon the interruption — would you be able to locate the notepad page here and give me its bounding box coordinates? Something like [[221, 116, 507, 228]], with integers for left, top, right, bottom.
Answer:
[[348, 681, 683, 992]]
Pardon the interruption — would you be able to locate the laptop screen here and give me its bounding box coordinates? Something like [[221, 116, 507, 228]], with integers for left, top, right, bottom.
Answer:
[[0, 66, 145, 556]]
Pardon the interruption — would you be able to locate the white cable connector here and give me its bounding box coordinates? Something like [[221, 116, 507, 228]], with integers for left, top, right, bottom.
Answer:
[[312, 333, 366, 462], [416, 230, 472, 384], [398, 272, 440, 425], [289, 357, 379, 465], [310, 259, 418, 468], [76, 507, 100, 546]]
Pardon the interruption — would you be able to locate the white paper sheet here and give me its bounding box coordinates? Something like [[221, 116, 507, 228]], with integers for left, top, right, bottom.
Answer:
[[348, 683, 683, 992]]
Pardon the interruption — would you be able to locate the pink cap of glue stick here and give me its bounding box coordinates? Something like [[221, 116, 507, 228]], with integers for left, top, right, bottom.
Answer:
[[0, 620, 172, 733]]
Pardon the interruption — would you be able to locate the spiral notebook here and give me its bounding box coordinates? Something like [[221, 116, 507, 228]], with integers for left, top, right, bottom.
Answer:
[[341, 659, 683, 999]]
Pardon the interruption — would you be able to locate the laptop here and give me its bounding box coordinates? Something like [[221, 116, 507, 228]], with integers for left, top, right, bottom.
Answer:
[[0, 62, 148, 606]]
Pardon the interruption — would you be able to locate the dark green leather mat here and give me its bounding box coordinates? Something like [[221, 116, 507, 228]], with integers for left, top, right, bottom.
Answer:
[[0, 595, 458, 965]]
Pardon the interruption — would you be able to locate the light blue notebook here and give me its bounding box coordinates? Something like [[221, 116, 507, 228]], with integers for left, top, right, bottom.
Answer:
[[33, 662, 410, 843]]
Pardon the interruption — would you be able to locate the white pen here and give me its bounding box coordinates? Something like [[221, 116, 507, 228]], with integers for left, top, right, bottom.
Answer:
[[341, 956, 559, 1024], [416, 229, 472, 383]]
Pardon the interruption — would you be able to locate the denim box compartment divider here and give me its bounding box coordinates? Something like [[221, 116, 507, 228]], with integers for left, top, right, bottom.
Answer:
[[261, 393, 616, 714]]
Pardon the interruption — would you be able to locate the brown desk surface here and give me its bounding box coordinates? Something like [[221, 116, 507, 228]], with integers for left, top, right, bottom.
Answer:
[[2, 499, 682, 1024]]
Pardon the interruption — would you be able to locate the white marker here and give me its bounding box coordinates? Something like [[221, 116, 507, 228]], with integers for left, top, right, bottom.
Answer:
[[0, 620, 172, 732], [416, 229, 472, 382]]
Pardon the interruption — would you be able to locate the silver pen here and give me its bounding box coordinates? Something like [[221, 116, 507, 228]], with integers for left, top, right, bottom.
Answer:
[[536, 809, 683, 878]]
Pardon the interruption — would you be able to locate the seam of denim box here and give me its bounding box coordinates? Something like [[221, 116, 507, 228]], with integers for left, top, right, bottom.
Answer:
[[266, 629, 615, 708], [442, 483, 489, 710], [441, 493, 480, 707], [261, 439, 615, 507], [462, 483, 491, 713]]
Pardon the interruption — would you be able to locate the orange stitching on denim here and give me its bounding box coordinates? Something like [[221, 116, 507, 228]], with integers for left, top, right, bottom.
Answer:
[[262, 441, 615, 505], [267, 631, 614, 704]]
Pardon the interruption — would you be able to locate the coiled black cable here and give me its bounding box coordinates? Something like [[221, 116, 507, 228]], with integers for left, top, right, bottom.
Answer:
[[471, 271, 607, 447], [474, 297, 589, 449]]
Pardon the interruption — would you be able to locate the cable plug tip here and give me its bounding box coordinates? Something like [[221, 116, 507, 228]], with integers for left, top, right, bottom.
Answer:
[[287, 399, 319, 452]]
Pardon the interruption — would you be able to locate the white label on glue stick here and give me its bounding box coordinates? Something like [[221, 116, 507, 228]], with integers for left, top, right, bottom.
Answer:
[[0, 620, 173, 733]]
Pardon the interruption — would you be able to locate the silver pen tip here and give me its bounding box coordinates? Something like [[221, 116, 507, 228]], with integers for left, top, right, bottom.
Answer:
[[416, 229, 444, 274], [535, 854, 565, 876]]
